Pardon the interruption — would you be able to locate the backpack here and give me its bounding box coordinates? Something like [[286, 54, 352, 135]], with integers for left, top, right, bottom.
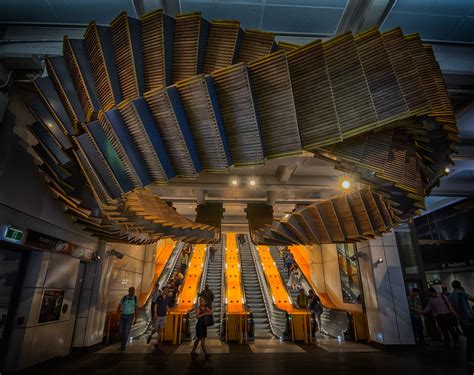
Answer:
[[121, 295, 137, 313]]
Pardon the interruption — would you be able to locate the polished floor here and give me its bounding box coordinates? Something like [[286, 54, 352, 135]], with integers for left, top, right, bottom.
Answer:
[[14, 337, 472, 375]]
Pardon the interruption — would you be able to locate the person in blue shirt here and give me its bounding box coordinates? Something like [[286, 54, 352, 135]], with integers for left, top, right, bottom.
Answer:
[[117, 287, 139, 352], [450, 280, 474, 364]]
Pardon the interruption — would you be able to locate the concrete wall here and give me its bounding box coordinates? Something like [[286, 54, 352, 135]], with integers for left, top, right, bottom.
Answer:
[[358, 233, 414, 345], [5, 250, 80, 371]]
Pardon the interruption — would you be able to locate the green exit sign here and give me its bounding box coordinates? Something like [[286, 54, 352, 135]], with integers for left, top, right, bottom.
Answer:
[[4, 226, 24, 243]]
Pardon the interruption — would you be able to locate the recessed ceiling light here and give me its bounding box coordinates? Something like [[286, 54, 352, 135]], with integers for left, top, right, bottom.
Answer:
[[341, 180, 351, 189], [231, 179, 238, 186], [249, 179, 256, 186], [444, 167, 450, 174]]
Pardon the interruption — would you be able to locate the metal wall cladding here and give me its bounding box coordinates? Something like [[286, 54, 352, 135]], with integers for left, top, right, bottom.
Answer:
[[247, 52, 302, 159], [117, 98, 175, 182], [46, 56, 86, 130], [83, 23, 122, 110], [323, 33, 378, 139], [287, 41, 341, 149], [176, 75, 232, 172], [211, 63, 264, 166], [110, 12, 143, 101], [144, 87, 201, 178], [202, 20, 242, 74], [354, 28, 409, 126], [172, 13, 209, 83], [140, 9, 175, 92], [236, 30, 275, 64]]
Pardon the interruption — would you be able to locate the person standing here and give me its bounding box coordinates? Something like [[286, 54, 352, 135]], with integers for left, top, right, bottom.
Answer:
[[199, 283, 215, 308], [190, 297, 212, 358], [147, 286, 171, 348], [297, 289, 309, 308], [150, 284, 161, 320], [117, 287, 138, 352], [450, 280, 474, 363], [209, 245, 217, 263], [308, 290, 323, 333], [180, 250, 189, 275], [408, 288, 424, 344], [423, 287, 459, 348]]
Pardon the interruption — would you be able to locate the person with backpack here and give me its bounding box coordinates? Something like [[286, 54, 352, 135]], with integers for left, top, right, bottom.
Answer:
[[450, 280, 474, 363], [117, 287, 138, 352], [308, 290, 324, 333], [423, 287, 459, 348]]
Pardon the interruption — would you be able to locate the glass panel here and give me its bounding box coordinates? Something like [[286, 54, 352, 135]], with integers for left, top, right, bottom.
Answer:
[[394, 226, 419, 275], [337, 243, 361, 304]]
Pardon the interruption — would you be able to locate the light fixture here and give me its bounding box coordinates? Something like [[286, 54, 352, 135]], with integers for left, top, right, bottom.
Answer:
[[341, 180, 351, 189], [444, 167, 450, 174], [374, 258, 384, 267], [249, 179, 256, 186], [231, 179, 238, 186]]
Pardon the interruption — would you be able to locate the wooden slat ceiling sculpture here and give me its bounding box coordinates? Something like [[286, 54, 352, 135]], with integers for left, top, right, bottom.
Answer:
[[24, 9, 457, 245]]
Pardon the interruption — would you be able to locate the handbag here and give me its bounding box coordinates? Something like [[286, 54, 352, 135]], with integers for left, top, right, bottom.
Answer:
[[204, 314, 215, 327]]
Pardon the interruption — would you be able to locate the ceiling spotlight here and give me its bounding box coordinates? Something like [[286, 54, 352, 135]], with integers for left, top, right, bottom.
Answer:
[[231, 179, 238, 186], [249, 179, 256, 186], [341, 180, 351, 189], [444, 167, 450, 174]]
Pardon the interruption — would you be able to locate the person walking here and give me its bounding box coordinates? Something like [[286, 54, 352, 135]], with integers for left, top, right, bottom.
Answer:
[[117, 287, 138, 352], [147, 286, 171, 348], [180, 250, 189, 275], [408, 288, 424, 344], [308, 290, 324, 333], [450, 280, 474, 363], [199, 283, 215, 308], [190, 297, 212, 358], [423, 287, 459, 348]]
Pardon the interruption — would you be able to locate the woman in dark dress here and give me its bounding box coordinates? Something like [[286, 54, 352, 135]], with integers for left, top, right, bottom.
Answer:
[[191, 297, 212, 358]]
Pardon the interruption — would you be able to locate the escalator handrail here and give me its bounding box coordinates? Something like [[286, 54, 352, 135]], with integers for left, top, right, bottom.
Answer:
[[247, 236, 287, 339], [130, 241, 184, 339]]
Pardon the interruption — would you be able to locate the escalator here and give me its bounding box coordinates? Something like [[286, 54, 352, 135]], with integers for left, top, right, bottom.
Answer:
[[273, 245, 350, 339], [201, 240, 224, 338], [239, 236, 273, 338], [130, 241, 183, 339]]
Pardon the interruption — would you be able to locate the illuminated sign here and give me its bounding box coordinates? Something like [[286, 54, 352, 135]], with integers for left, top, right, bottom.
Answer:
[[3, 226, 25, 243]]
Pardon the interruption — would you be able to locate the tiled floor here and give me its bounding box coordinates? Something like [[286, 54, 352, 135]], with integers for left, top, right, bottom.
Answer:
[[15, 338, 472, 375]]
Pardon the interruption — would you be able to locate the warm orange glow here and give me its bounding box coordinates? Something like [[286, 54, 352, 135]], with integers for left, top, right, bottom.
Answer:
[[225, 233, 246, 314], [171, 244, 207, 313]]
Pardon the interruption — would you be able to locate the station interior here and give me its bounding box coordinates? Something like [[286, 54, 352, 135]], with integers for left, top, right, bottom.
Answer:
[[0, 1, 473, 374]]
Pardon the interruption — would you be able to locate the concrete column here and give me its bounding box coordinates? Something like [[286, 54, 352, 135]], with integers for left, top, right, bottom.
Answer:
[[358, 232, 415, 345]]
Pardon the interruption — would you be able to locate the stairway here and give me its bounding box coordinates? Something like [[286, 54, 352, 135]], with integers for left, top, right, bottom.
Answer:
[[239, 237, 273, 339], [202, 243, 223, 338], [269, 247, 300, 305]]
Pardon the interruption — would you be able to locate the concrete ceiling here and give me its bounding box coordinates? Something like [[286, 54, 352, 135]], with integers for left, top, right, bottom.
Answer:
[[1, 0, 473, 225]]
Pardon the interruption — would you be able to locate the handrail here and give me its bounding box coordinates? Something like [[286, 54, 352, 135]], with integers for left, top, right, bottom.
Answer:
[[220, 234, 227, 339], [247, 236, 287, 339], [130, 241, 184, 339]]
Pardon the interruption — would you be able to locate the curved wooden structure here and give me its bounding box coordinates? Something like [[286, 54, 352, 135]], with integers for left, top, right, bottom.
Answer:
[[24, 9, 457, 245]]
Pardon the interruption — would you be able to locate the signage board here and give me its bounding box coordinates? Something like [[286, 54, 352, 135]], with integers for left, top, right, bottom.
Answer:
[[2, 225, 25, 244], [38, 289, 65, 324]]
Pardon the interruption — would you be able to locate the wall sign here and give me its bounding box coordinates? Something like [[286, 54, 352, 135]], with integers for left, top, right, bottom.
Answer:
[[2, 225, 25, 244], [38, 290, 64, 324]]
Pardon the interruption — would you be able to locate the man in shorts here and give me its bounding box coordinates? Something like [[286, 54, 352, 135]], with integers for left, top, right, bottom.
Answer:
[[147, 286, 171, 348]]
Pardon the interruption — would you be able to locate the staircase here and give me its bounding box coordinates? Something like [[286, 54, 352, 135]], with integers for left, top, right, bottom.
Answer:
[[202, 243, 223, 338], [239, 237, 273, 338]]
